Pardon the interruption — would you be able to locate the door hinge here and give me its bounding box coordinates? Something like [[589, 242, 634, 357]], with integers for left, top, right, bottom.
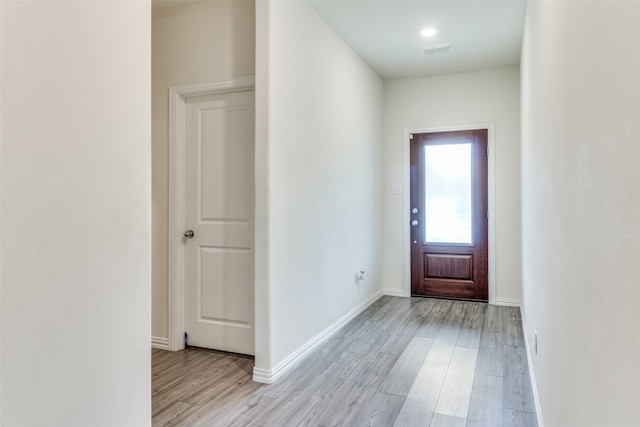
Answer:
[[486, 145, 489, 157], [410, 133, 414, 140], [487, 209, 489, 220]]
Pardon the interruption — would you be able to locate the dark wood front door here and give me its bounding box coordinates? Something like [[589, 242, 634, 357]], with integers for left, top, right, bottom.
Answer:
[[410, 129, 488, 301]]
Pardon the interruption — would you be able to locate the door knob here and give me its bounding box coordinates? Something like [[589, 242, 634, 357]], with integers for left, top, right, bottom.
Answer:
[[183, 229, 194, 239], [411, 220, 419, 227]]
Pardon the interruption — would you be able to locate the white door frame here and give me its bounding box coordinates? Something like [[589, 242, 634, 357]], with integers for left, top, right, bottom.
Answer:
[[168, 76, 256, 351], [403, 123, 497, 304]]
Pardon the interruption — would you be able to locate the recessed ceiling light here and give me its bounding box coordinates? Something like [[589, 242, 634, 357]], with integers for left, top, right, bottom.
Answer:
[[420, 27, 437, 37]]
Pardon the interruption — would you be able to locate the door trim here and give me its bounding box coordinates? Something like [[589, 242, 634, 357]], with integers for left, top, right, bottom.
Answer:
[[168, 76, 255, 351], [403, 124, 496, 304]]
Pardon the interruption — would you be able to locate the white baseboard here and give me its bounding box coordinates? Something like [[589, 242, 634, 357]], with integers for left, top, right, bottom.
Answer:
[[151, 336, 169, 350], [383, 288, 407, 297], [494, 297, 521, 307], [521, 314, 545, 427], [252, 289, 384, 384], [252, 367, 272, 384]]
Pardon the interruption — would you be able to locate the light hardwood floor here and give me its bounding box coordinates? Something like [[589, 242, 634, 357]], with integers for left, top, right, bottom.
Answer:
[[152, 296, 538, 427]]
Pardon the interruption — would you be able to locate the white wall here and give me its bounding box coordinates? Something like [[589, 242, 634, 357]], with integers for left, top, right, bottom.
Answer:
[[151, 0, 255, 343], [1, 1, 151, 426], [521, 2, 640, 426], [257, 0, 383, 373], [383, 67, 522, 304]]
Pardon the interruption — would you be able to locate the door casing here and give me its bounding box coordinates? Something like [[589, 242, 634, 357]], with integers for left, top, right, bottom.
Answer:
[[168, 76, 255, 352], [402, 124, 496, 304]]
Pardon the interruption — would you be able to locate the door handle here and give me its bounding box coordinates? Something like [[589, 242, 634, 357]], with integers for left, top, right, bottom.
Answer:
[[183, 229, 194, 239], [411, 220, 419, 227]]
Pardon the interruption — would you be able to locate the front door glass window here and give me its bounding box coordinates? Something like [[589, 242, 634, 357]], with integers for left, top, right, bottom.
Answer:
[[423, 143, 472, 244]]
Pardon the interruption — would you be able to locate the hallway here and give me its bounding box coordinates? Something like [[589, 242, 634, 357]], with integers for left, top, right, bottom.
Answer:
[[152, 296, 537, 426]]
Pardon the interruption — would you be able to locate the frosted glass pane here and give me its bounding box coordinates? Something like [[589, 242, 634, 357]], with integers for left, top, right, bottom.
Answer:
[[424, 143, 472, 244]]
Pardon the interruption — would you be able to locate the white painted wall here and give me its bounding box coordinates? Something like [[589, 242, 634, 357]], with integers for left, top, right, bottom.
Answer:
[[258, 0, 383, 372], [382, 67, 522, 304], [521, 2, 640, 426], [152, 0, 255, 343], [1, 1, 151, 425]]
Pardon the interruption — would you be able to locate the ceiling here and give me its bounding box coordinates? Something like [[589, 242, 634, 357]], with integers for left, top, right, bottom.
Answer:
[[307, 0, 527, 79]]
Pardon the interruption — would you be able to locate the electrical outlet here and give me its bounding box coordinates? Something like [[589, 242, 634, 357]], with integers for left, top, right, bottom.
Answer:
[[534, 330, 538, 354]]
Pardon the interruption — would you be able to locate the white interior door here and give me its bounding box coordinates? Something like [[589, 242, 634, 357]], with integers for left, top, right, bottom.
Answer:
[[184, 90, 255, 355]]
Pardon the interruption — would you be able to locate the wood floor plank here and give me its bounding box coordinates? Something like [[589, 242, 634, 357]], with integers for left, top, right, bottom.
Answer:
[[352, 391, 405, 427], [365, 296, 402, 323], [180, 360, 255, 407], [300, 383, 375, 426], [318, 382, 379, 427], [152, 400, 201, 427], [433, 302, 466, 347], [391, 307, 425, 337], [475, 327, 503, 377], [466, 374, 503, 427], [333, 305, 374, 337], [182, 380, 265, 427], [456, 303, 485, 349], [380, 300, 415, 332], [331, 329, 392, 380], [318, 353, 400, 426], [503, 318, 525, 347], [315, 337, 349, 361], [153, 356, 252, 413], [503, 306, 525, 347], [380, 333, 413, 356], [503, 345, 536, 412], [503, 306, 522, 321], [152, 353, 227, 387], [414, 316, 443, 339], [152, 351, 226, 396], [187, 391, 271, 427], [387, 299, 433, 336], [414, 299, 453, 339], [153, 355, 239, 413], [423, 325, 461, 368], [379, 337, 434, 396], [429, 413, 466, 427], [412, 297, 439, 317], [247, 365, 337, 427], [447, 301, 469, 323], [278, 376, 346, 427], [434, 347, 478, 418], [393, 362, 447, 427], [503, 408, 539, 427], [345, 320, 381, 344], [356, 352, 400, 387], [152, 348, 172, 364], [332, 344, 392, 381], [483, 304, 503, 330], [216, 395, 275, 427]]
